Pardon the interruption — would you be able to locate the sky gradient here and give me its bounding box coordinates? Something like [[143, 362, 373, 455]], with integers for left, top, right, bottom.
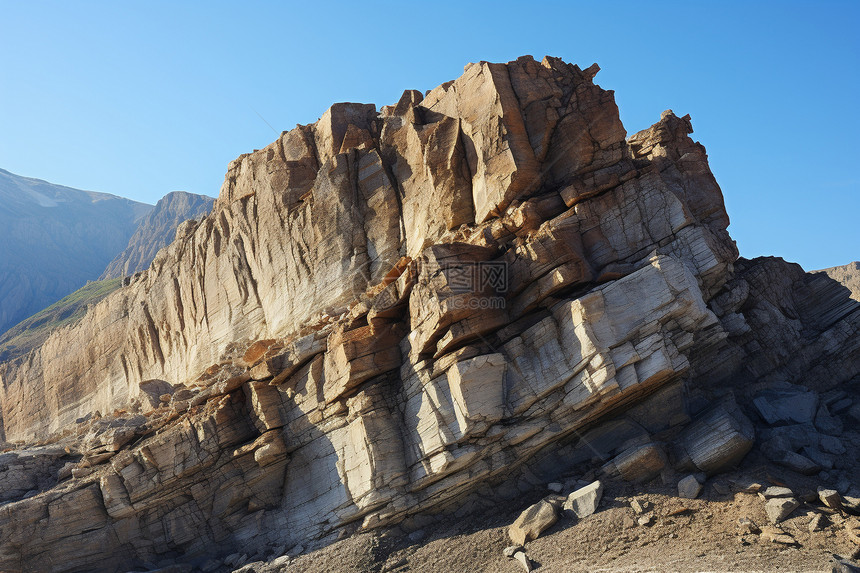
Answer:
[[1, 0, 857, 271]]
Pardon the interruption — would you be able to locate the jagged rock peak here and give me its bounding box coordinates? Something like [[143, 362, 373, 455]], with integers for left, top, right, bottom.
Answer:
[[100, 190, 215, 280], [1, 53, 737, 443]]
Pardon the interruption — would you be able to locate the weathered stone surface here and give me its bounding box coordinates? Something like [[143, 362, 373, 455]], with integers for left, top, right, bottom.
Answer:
[[674, 404, 755, 475], [678, 475, 703, 499], [514, 550, 533, 572], [762, 486, 794, 499], [753, 385, 819, 426], [765, 497, 800, 524], [819, 488, 843, 509], [602, 443, 667, 482], [772, 450, 822, 475], [699, 256, 860, 396], [562, 480, 604, 519], [508, 499, 558, 545], [816, 261, 860, 302], [0, 446, 69, 503]]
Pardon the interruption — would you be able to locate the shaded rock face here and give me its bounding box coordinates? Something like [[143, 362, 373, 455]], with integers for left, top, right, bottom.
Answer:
[[0, 168, 152, 335], [100, 191, 215, 280], [0, 56, 857, 572]]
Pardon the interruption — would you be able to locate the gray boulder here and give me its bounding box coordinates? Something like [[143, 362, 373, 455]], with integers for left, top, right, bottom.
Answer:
[[678, 475, 703, 499], [815, 404, 844, 435], [674, 404, 755, 475], [753, 384, 819, 425], [562, 480, 604, 519]]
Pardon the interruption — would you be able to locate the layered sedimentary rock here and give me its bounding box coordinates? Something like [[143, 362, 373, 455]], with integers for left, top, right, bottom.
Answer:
[[0, 57, 736, 442], [0, 56, 858, 572]]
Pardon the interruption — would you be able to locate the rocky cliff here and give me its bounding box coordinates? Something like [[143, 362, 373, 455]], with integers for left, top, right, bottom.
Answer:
[[0, 168, 152, 335], [0, 56, 857, 573], [100, 191, 215, 280], [817, 261, 860, 301]]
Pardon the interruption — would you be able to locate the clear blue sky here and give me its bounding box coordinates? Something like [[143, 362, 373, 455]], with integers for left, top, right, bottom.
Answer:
[[1, 1, 857, 270]]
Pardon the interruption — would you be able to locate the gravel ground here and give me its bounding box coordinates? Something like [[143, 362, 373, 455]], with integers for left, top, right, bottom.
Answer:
[[276, 471, 859, 573]]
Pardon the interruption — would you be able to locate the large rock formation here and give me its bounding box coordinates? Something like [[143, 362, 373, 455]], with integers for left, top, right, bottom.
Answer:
[[0, 56, 857, 573], [0, 168, 152, 335], [100, 191, 215, 280]]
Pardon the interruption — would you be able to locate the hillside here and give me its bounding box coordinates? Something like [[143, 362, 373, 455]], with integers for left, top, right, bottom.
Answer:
[[0, 168, 151, 335], [100, 191, 214, 280], [0, 278, 122, 363]]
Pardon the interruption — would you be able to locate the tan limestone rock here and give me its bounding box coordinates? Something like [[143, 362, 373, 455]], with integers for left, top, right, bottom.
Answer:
[[508, 499, 558, 545]]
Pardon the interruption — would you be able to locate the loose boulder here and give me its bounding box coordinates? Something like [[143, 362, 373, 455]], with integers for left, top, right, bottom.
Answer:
[[753, 384, 819, 425], [509, 500, 558, 545], [674, 404, 755, 475], [678, 475, 703, 499], [602, 443, 667, 482], [563, 480, 604, 519], [765, 497, 800, 524]]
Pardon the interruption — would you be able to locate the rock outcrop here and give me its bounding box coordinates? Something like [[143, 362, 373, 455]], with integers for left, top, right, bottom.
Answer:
[[0, 56, 857, 573], [100, 191, 215, 280], [0, 168, 151, 335], [817, 261, 860, 301]]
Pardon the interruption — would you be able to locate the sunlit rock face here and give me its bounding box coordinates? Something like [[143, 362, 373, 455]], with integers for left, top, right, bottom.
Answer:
[[1, 56, 858, 572]]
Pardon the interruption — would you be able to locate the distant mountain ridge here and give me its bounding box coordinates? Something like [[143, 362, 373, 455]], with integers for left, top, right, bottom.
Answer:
[[0, 168, 152, 335], [100, 191, 214, 280]]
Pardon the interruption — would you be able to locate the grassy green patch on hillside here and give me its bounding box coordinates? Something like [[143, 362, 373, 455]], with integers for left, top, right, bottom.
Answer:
[[0, 277, 123, 362]]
